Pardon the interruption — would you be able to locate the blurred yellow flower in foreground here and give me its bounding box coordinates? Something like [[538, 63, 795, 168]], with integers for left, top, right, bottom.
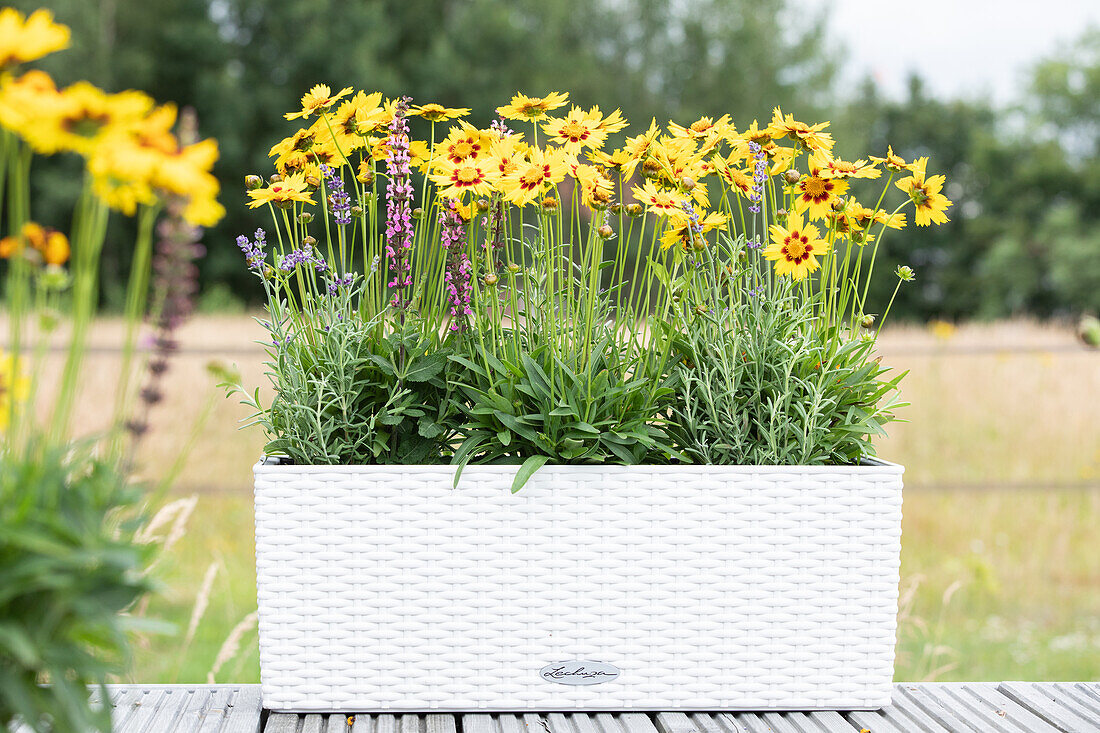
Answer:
[[0, 221, 69, 265], [0, 7, 70, 68], [0, 349, 29, 433], [411, 103, 470, 122]]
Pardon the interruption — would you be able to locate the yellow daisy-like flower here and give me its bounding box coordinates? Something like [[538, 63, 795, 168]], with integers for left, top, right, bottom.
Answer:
[[896, 157, 952, 226], [869, 145, 916, 172], [810, 151, 881, 180], [0, 8, 70, 68], [792, 164, 849, 221], [437, 122, 490, 164], [632, 180, 686, 217], [847, 202, 906, 231], [89, 139, 159, 215], [570, 162, 615, 209], [316, 91, 384, 155], [0, 221, 70, 265], [412, 103, 471, 122], [542, 105, 626, 155], [764, 213, 831, 280], [247, 172, 315, 209], [498, 146, 569, 207], [20, 82, 153, 156], [496, 91, 570, 121], [668, 114, 732, 141], [715, 157, 755, 198], [284, 84, 353, 121], [430, 158, 492, 199], [0, 348, 30, 433], [767, 107, 834, 152], [660, 208, 727, 250], [484, 137, 528, 184], [623, 118, 660, 161], [0, 68, 59, 133]]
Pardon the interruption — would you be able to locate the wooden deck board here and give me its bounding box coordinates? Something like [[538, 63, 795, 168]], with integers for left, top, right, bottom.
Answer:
[[7, 682, 1098, 732]]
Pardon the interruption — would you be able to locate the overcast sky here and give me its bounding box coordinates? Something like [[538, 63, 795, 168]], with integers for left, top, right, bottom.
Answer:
[[812, 0, 1100, 103]]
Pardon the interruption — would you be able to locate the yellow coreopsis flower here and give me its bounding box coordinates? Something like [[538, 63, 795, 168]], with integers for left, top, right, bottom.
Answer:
[[437, 122, 490, 164], [810, 151, 881, 180], [767, 107, 834, 152], [660, 208, 727, 250], [869, 145, 916, 172], [632, 180, 686, 217], [484, 137, 528, 184], [764, 212, 830, 280], [412, 103, 471, 122], [496, 91, 569, 121], [623, 118, 660, 161], [0, 348, 30, 433], [319, 91, 384, 156], [542, 105, 626, 155], [0, 221, 70, 265], [715, 156, 755, 198], [847, 202, 906, 231], [0, 68, 58, 133], [285, 84, 353, 121], [0, 8, 70, 68], [668, 114, 732, 141], [570, 162, 615, 209], [896, 157, 952, 226], [247, 172, 315, 209], [89, 139, 159, 215], [792, 161, 849, 221], [498, 146, 569, 207], [20, 82, 153, 156], [430, 158, 492, 199]]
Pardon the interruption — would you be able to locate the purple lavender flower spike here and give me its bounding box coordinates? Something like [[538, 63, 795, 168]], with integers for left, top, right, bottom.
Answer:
[[384, 97, 415, 310]]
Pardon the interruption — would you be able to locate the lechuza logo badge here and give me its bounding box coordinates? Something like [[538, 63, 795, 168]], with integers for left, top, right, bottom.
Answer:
[[539, 661, 620, 685]]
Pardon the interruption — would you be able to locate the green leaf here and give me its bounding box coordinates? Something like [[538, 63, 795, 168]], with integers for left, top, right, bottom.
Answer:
[[511, 455, 549, 494]]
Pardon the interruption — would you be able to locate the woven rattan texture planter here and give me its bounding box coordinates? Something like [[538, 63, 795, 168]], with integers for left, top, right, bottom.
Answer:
[[254, 461, 904, 712]]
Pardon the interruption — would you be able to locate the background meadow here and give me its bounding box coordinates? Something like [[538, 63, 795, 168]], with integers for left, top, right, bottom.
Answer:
[[2, 0, 1098, 686]]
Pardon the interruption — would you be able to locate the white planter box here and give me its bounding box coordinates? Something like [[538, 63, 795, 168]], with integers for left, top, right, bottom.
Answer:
[[254, 461, 903, 712]]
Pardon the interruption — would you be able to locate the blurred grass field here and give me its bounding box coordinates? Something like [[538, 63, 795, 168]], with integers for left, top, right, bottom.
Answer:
[[28, 316, 1099, 684]]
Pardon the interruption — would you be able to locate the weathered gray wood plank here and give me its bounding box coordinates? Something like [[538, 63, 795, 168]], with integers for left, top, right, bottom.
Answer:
[[998, 681, 1100, 732], [263, 712, 299, 733]]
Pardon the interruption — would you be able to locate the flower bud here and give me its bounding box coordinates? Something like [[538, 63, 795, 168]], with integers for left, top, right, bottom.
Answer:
[[477, 199, 490, 212], [691, 235, 706, 252], [608, 202, 623, 214], [861, 314, 876, 328], [507, 263, 522, 274], [305, 176, 320, 189], [626, 203, 643, 217], [694, 304, 709, 314], [831, 196, 846, 212], [642, 159, 661, 178], [483, 273, 499, 286], [783, 169, 801, 185], [680, 176, 697, 191], [269, 174, 283, 184], [597, 224, 614, 239], [245, 175, 263, 190], [298, 211, 314, 224], [302, 235, 317, 247], [895, 265, 916, 282], [540, 197, 559, 212], [350, 205, 364, 218], [412, 207, 424, 219]]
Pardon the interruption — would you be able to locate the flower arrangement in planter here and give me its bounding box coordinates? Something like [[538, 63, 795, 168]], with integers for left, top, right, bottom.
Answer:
[[231, 86, 951, 712]]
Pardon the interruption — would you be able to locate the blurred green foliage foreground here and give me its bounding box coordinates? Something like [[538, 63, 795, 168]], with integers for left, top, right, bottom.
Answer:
[[11, 0, 1100, 320]]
